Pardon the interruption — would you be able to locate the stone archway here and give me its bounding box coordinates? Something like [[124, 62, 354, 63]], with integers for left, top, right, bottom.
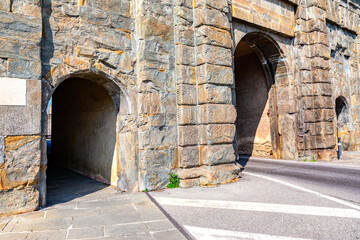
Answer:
[[51, 78, 117, 184], [336, 96, 351, 150], [234, 32, 289, 159], [40, 68, 136, 206]]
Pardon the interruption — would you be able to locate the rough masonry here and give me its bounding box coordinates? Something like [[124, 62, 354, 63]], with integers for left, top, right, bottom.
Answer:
[[0, 0, 359, 216]]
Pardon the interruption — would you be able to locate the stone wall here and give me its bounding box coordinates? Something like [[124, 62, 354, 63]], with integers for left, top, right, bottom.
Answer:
[[1, 0, 360, 216], [0, 0, 42, 216], [326, 0, 360, 151]]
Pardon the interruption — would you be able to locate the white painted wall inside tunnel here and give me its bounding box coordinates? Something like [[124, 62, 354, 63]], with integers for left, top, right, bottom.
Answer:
[[0, 77, 27, 106]]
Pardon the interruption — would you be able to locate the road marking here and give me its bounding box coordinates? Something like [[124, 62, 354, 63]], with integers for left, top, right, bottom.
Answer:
[[154, 197, 360, 218], [244, 172, 360, 211], [184, 226, 312, 240]]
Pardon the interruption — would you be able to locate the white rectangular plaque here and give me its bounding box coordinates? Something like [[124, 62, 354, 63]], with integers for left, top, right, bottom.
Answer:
[[0, 77, 27, 106]]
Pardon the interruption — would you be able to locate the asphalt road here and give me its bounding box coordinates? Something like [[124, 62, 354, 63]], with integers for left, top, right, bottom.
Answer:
[[150, 157, 360, 240]]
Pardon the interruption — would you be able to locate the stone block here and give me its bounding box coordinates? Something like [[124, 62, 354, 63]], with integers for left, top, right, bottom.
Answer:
[[0, 0, 11, 12], [194, 7, 230, 30], [178, 106, 197, 125], [177, 84, 197, 105], [87, 26, 132, 51], [178, 146, 200, 168], [80, 6, 111, 27], [12, 0, 42, 18], [138, 92, 161, 115], [304, 109, 335, 123], [8, 59, 41, 79], [175, 25, 194, 46], [196, 45, 232, 67], [178, 126, 199, 146], [200, 164, 240, 186], [195, 25, 232, 48], [198, 104, 236, 124], [3, 135, 40, 186], [196, 0, 229, 13], [161, 93, 177, 114], [138, 127, 177, 150], [89, 0, 131, 17], [175, 167, 201, 179], [176, 65, 196, 85], [179, 178, 200, 188], [0, 186, 39, 217], [0, 79, 41, 136], [139, 149, 173, 171], [138, 68, 170, 91], [139, 169, 170, 191], [200, 124, 235, 144], [111, 12, 135, 30], [197, 64, 233, 85], [175, 45, 195, 65], [198, 84, 232, 104], [138, 18, 173, 43], [0, 11, 42, 42], [174, 6, 193, 26], [200, 144, 235, 166]]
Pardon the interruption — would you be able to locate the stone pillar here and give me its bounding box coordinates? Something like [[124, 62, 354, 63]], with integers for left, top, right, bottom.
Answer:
[[0, 0, 42, 216], [175, 0, 240, 186], [136, 0, 178, 191], [295, 0, 337, 160]]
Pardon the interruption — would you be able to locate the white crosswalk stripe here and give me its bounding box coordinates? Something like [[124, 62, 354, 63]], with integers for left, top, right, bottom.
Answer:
[[184, 226, 313, 240], [244, 172, 360, 211], [154, 197, 360, 219]]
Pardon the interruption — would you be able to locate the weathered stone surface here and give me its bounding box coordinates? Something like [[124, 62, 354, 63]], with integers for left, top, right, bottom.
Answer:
[[197, 45, 232, 66], [0, 0, 11, 12], [178, 126, 199, 146], [3, 135, 40, 188], [200, 164, 240, 186], [177, 84, 197, 105], [178, 146, 200, 168], [0, 187, 39, 216], [0, 0, 358, 217], [0, 136, 4, 168], [138, 127, 177, 150], [198, 85, 232, 104], [195, 7, 230, 30], [199, 104, 236, 124], [178, 106, 197, 125], [179, 178, 200, 188], [197, 64, 233, 85], [200, 145, 235, 166], [0, 79, 41, 135], [232, 0, 295, 36], [200, 124, 235, 144], [139, 150, 172, 170]]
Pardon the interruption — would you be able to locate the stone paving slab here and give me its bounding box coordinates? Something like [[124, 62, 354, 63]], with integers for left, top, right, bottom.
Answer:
[[0, 190, 187, 240]]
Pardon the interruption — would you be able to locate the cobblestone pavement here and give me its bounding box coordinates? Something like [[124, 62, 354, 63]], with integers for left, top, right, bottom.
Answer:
[[0, 166, 186, 240]]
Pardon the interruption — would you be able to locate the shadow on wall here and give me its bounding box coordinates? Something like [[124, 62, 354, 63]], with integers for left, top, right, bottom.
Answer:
[[336, 96, 351, 151], [41, 0, 54, 78], [51, 78, 117, 185], [235, 43, 272, 161]]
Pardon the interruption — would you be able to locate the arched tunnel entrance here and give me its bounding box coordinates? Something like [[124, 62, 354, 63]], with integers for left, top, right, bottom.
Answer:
[[46, 75, 120, 205], [235, 33, 286, 159], [336, 96, 351, 151]]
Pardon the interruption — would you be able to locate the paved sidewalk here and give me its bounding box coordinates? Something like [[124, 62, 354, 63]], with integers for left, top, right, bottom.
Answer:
[[0, 166, 186, 240]]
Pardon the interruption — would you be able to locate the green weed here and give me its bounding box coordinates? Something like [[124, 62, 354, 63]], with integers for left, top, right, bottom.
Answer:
[[167, 172, 180, 188]]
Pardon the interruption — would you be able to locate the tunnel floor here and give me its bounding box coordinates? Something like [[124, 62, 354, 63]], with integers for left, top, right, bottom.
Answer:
[[46, 164, 109, 207]]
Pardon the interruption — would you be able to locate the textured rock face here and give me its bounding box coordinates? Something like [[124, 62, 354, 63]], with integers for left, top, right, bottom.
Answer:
[[0, 0, 359, 216]]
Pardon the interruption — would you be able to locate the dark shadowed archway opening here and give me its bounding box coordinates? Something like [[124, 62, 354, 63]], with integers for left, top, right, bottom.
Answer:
[[46, 77, 117, 205], [336, 96, 350, 150], [235, 33, 284, 160]]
